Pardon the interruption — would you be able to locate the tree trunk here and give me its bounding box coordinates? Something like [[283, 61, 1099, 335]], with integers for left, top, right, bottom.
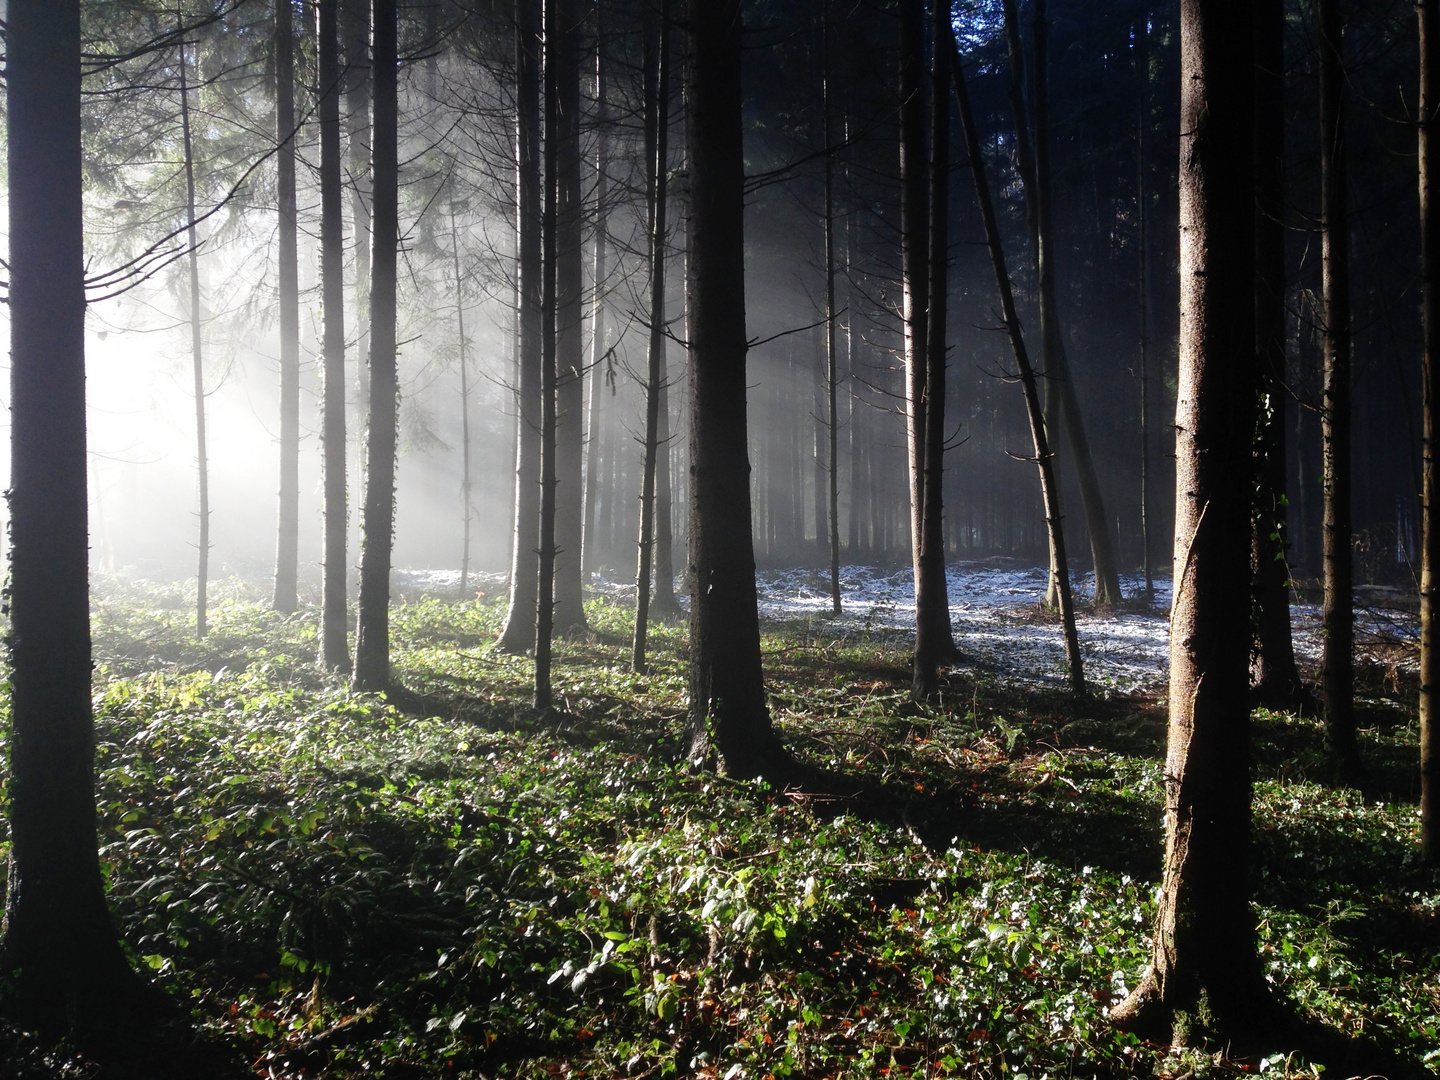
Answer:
[[914, 2, 956, 698], [1136, 17, 1153, 608], [899, 0, 928, 602], [353, 0, 398, 693], [683, 0, 786, 778], [318, 0, 350, 672], [822, 1, 841, 615], [583, 6, 608, 580], [273, 0, 301, 614], [1318, 0, 1363, 781], [1111, 0, 1270, 1041], [553, 0, 588, 638], [454, 204, 474, 591], [343, 0, 371, 550], [1251, 0, 1306, 709], [633, 0, 671, 674], [1421, 0, 1439, 864], [947, 23, 1083, 696], [498, 0, 543, 654], [178, 34, 209, 640], [0, 0, 155, 1029]]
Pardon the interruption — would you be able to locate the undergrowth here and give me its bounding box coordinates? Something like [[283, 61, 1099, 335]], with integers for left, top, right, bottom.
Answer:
[[0, 579, 1435, 1078]]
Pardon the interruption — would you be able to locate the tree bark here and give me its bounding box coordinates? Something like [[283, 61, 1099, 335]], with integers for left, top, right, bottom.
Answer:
[[633, 0, 671, 674], [353, 0, 398, 693], [1136, 17, 1153, 607], [1319, 0, 1364, 781], [453, 204, 474, 591], [899, 0, 928, 602], [583, 5, 608, 580], [947, 23, 1083, 696], [178, 33, 210, 640], [318, 0, 350, 672], [343, 0, 371, 542], [1422, 0, 1439, 864], [822, 0, 842, 615], [1111, 0, 1270, 1041], [1251, 0, 1306, 709], [0, 0, 154, 1029], [683, 0, 787, 778], [273, 0, 301, 614], [498, 0, 543, 654]]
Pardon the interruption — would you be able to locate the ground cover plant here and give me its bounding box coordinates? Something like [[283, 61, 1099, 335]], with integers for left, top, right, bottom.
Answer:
[[0, 577, 1436, 1078]]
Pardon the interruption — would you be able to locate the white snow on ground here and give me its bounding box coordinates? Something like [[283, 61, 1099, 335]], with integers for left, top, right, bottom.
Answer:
[[395, 561, 1417, 697]]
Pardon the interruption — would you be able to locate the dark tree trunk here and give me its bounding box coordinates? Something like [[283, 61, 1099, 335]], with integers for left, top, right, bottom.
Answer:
[[273, 0, 301, 614], [178, 35, 209, 639], [914, 2, 956, 698], [653, 368, 681, 617], [343, 0, 371, 535], [353, 0, 398, 693], [1136, 17, 1153, 607], [1422, 0, 1439, 864], [0, 0, 153, 1029], [633, 0, 671, 674], [498, 0, 543, 654], [1318, 0, 1363, 782], [454, 206, 474, 589], [683, 0, 786, 778], [947, 24, 1084, 696], [1251, 0, 1306, 709], [899, 0, 928, 601], [583, 5, 608, 580], [822, 1, 841, 615], [1112, 0, 1270, 1041], [553, 0, 588, 637], [318, 0, 350, 672]]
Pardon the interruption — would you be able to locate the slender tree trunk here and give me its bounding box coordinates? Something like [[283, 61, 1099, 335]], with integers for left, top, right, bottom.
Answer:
[[583, 6, 608, 579], [553, 0, 588, 637], [654, 367, 680, 616], [454, 205, 474, 590], [1421, 0, 1439, 864], [318, 0, 350, 671], [1319, 0, 1363, 781], [353, 0, 398, 693], [947, 24, 1083, 696], [899, 0, 928, 601], [343, 0, 371, 545], [1112, 0, 1270, 1041], [1252, 0, 1306, 708], [273, 0, 301, 613], [914, 3, 956, 698], [1136, 17, 1153, 608], [822, 1, 841, 615], [0, 0, 154, 1028], [633, 0, 671, 674], [684, 0, 786, 777], [499, 0, 543, 654], [178, 35, 209, 639]]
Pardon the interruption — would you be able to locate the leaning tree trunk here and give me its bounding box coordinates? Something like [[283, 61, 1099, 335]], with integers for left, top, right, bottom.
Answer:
[[1319, 0, 1364, 782], [318, 0, 350, 672], [353, 0, 398, 693], [947, 23, 1083, 696], [273, 0, 300, 613], [1422, 0, 1439, 864], [914, 2, 956, 699], [899, 0, 928, 604], [498, 0, 544, 654], [1111, 0, 1271, 1042], [178, 35, 210, 639], [633, 0, 671, 674], [683, 0, 787, 778], [1251, 0, 1306, 709], [0, 0, 154, 1029]]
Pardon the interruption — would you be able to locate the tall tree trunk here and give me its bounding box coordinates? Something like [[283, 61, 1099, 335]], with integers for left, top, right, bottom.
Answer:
[[1112, 0, 1270, 1041], [553, 0, 588, 637], [899, 0, 928, 602], [0, 0, 154, 1028], [1421, 0, 1439, 864], [343, 0, 371, 544], [273, 0, 301, 613], [633, 0, 671, 674], [653, 367, 681, 616], [822, 0, 841, 614], [583, 4, 608, 579], [353, 0, 398, 693], [1319, 0, 1363, 781], [454, 204, 474, 590], [1136, 17, 1153, 608], [178, 34, 209, 639], [683, 0, 786, 777], [947, 23, 1084, 696], [318, 0, 350, 671], [914, 2, 956, 698], [1252, 0, 1306, 708], [498, 0, 543, 654]]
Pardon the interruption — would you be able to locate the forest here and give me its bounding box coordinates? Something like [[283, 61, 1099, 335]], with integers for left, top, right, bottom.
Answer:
[[1, 0, 1439, 1077]]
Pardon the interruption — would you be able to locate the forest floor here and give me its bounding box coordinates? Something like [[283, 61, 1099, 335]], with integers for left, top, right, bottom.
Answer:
[[0, 564, 1434, 1079]]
